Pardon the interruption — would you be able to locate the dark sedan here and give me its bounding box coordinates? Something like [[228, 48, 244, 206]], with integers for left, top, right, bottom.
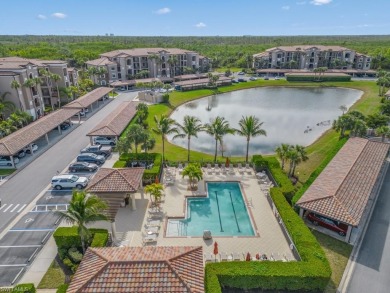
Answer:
[[68, 162, 99, 173]]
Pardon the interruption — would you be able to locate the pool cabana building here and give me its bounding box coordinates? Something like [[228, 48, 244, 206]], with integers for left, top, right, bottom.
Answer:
[[296, 137, 389, 243]]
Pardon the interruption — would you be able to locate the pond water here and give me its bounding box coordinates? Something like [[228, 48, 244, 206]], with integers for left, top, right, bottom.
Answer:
[[167, 87, 362, 156]]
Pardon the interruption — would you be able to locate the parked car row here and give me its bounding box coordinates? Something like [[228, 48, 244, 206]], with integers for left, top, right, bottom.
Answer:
[[51, 174, 89, 190], [93, 136, 117, 146]]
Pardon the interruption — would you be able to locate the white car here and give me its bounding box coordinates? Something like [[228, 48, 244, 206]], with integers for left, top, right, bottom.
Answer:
[[23, 143, 38, 154], [0, 156, 19, 167], [93, 136, 116, 146], [51, 174, 88, 190]]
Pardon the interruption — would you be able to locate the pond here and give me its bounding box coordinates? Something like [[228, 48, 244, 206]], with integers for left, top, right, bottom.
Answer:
[[167, 87, 362, 156]]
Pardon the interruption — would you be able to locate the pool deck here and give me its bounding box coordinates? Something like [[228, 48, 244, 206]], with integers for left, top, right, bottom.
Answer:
[[114, 166, 296, 262]]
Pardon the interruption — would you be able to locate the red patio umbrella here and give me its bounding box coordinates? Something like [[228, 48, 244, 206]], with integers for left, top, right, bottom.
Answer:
[[155, 176, 159, 184], [213, 242, 219, 261], [246, 252, 251, 261], [256, 253, 260, 260], [225, 157, 230, 168]]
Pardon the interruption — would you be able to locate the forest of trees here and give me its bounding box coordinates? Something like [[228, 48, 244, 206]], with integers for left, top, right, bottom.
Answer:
[[1, 35, 390, 69]]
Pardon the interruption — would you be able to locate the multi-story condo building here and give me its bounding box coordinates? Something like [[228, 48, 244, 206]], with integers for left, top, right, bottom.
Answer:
[[86, 48, 211, 86], [0, 57, 77, 119], [253, 45, 371, 71]]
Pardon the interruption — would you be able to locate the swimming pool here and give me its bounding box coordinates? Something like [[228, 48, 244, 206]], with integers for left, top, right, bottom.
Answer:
[[166, 182, 255, 237]]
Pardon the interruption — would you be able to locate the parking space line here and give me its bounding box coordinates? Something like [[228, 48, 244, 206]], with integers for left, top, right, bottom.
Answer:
[[17, 204, 26, 213], [10, 204, 20, 213], [0, 264, 27, 267], [3, 204, 13, 212], [9, 228, 55, 232], [0, 204, 6, 211], [0, 245, 41, 248]]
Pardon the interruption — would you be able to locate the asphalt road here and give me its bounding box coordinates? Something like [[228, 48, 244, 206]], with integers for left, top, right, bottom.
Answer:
[[0, 91, 138, 234], [346, 166, 390, 293]]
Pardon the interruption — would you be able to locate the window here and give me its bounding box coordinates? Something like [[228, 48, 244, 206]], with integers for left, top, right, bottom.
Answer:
[[111, 67, 115, 71], [127, 59, 131, 65], [113, 58, 117, 61], [112, 74, 116, 78], [192, 56, 196, 61], [118, 73, 122, 79], [367, 58, 371, 62], [358, 64, 362, 68]]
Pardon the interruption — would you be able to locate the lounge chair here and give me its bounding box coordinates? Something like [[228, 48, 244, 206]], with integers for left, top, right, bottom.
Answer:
[[147, 212, 164, 220], [220, 252, 230, 261], [245, 163, 252, 174], [232, 252, 243, 261], [206, 164, 213, 175], [146, 219, 161, 227], [237, 163, 244, 174], [221, 166, 227, 174], [178, 163, 184, 174], [204, 253, 214, 263], [142, 233, 157, 245], [228, 166, 235, 175], [214, 164, 220, 175], [145, 226, 160, 234]]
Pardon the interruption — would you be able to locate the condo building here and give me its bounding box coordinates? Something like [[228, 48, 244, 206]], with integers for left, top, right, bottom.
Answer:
[[86, 48, 211, 86], [0, 57, 78, 119], [253, 45, 371, 71]]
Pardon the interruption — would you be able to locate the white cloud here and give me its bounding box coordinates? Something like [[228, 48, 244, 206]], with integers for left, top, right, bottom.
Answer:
[[51, 12, 67, 19], [310, 0, 332, 5], [37, 14, 46, 20], [282, 5, 290, 10], [154, 7, 171, 15], [195, 22, 206, 28]]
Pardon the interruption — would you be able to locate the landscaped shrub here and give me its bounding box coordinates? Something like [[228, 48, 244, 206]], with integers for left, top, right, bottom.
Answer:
[[68, 247, 83, 264], [251, 155, 269, 171], [115, 153, 162, 185], [90, 230, 109, 247], [53, 227, 81, 251], [205, 157, 331, 293], [286, 75, 351, 82], [12, 283, 36, 293], [113, 160, 127, 168], [162, 93, 170, 103], [291, 137, 348, 205], [56, 284, 69, 293]]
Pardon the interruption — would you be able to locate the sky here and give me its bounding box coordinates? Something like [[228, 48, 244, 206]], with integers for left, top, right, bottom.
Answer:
[[0, 0, 389, 36]]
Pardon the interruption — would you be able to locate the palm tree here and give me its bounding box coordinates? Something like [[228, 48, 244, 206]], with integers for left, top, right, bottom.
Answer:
[[168, 55, 178, 77], [173, 115, 204, 162], [182, 163, 203, 190], [351, 119, 367, 137], [141, 136, 156, 154], [51, 74, 62, 107], [152, 115, 179, 162], [287, 145, 308, 177], [116, 137, 131, 156], [339, 105, 347, 115], [10, 79, 24, 111], [0, 92, 16, 119], [8, 113, 24, 128], [275, 143, 291, 170], [204, 116, 235, 162], [14, 110, 32, 126], [56, 190, 108, 253], [0, 120, 17, 137], [144, 183, 164, 205], [376, 125, 390, 142], [124, 124, 148, 154], [235, 115, 267, 162], [333, 114, 355, 138], [136, 103, 149, 122]]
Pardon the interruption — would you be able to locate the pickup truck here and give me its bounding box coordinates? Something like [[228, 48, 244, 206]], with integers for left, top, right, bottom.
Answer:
[[80, 145, 112, 157]]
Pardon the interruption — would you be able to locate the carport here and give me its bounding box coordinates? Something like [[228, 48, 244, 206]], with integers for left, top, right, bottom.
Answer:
[[86, 167, 144, 241], [0, 108, 79, 168], [86, 101, 138, 145], [63, 87, 113, 121], [109, 80, 136, 91]]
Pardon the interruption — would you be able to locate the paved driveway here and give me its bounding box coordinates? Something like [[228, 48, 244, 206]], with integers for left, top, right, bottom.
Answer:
[[346, 166, 390, 293]]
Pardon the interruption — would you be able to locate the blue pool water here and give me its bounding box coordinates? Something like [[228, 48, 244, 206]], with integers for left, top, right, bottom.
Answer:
[[166, 182, 255, 237]]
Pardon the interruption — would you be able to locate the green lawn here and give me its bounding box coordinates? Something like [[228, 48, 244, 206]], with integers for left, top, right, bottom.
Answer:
[[312, 231, 353, 293], [0, 169, 15, 176], [38, 259, 66, 289]]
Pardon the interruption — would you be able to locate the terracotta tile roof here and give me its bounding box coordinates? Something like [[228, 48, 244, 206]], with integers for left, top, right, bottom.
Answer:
[[0, 108, 79, 156], [86, 168, 144, 193], [0, 57, 66, 69], [87, 101, 138, 137], [297, 138, 389, 226], [85, 57, 116, 66], [64, 87, 112, 109], [67, 246, 204, 293], [100, 48, 195, 58], [109, 80, 136, 87]]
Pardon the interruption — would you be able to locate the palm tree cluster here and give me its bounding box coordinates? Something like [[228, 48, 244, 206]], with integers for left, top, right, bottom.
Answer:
[[117, 103, 155, 155], [153, 113, 267, 163], [333, 109, 390, 139], [0, 91, 33, 138], [275, 144, 308, 178], [376, 70, 390, 96]]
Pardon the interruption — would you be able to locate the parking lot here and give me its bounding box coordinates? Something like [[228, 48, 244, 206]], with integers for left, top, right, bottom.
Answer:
[[0, 188, 76, 286]]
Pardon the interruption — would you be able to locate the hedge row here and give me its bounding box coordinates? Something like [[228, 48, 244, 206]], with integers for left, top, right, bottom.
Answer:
[[56, 284, 69, 293], [53, 227, 109, 250], [114, 153, 162, 185], [12, 283, 36, 292], [205, 158, 331, 292], [291, 137, 348, 205], [286, 75, 351, 82]]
